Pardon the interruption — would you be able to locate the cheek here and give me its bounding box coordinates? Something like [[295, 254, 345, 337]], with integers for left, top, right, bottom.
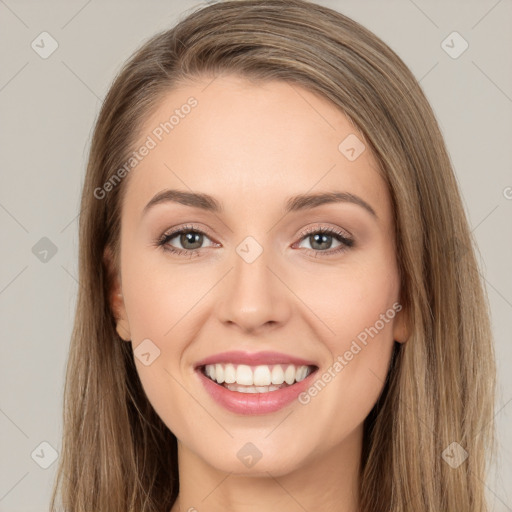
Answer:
[[296, 263, 400, 437], [119, 247, 211, 397], [293, 253, 400, 353], [292, 253, 399, 417], [120, 248, 200, 345], [122, 274, 172, 343], [120, 258, 201, 436]]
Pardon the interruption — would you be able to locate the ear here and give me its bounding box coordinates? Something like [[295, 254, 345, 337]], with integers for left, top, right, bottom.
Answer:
[[392, 302, 410, 344], [103, 246, 131, 341]]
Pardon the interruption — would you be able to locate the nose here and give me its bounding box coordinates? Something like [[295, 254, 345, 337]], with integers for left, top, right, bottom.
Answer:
[[216, 244, 292, 334]]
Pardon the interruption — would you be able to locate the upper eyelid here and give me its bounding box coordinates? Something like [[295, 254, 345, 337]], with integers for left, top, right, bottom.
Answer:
[[162, 224, 216, 241], [298, 224, 352, 239], [162, 224, 350, 236]]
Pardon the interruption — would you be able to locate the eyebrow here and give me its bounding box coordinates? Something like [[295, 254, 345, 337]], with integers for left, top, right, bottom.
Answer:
[[142, 189, 377, 219]]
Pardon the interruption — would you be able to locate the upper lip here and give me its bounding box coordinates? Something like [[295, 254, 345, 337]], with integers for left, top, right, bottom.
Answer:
[[194, 350, 318, 369]]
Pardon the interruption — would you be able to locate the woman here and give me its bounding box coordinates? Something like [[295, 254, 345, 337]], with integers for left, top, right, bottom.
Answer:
[[50, 1, 496, 511]]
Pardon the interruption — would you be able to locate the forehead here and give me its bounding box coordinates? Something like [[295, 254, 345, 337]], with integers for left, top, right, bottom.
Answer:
[[122, 75, 391, 225]]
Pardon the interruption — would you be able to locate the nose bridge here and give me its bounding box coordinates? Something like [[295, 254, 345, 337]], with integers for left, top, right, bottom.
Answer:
[[217, 235, 290, 331]]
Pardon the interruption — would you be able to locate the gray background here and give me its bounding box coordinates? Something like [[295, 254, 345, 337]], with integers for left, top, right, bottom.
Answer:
[[0, 0, 511, 510]]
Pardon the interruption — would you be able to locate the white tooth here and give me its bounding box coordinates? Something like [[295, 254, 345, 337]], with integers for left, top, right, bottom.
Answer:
[[215, 364, 224, 383], [284, 365, 296, 385], [224, 363, 236, 384], [271, 365, 285, 385], [205, 365, 215, 380], [295, 365, 308, 382], [236, 364, 253, 385], [253, 365, 271, 386]]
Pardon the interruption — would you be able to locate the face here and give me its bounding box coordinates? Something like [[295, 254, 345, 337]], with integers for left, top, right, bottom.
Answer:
[[107, 75, 408, 476]]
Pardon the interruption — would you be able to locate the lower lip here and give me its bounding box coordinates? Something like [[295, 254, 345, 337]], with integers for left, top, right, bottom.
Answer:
[[196, 368, 317, 415]]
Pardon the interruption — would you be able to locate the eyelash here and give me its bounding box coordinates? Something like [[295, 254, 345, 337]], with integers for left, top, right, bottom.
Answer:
[[155, 223, 354, 258]]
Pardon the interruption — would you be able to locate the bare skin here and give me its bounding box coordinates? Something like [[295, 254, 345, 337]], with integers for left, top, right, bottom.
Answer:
[[106, 75, 409, 512]]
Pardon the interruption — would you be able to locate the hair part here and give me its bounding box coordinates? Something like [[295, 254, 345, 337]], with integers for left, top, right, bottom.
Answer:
[[50, 1, 496, 510]]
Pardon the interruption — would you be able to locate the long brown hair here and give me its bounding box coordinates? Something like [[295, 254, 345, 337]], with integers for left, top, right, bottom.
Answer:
[[49, 1, 496, 510]]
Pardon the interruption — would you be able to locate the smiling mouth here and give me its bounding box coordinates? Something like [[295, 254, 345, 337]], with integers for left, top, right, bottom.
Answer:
[[199, 363, 318, 393]]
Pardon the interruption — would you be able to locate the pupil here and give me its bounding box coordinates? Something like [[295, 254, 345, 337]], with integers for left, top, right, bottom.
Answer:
[[181, 232, 203, 249], [311, 233, 332, 250]]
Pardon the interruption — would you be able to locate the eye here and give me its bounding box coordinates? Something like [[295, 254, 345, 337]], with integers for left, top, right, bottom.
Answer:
[[156, 224, 218, 257], [293, 226, 354, 257]]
